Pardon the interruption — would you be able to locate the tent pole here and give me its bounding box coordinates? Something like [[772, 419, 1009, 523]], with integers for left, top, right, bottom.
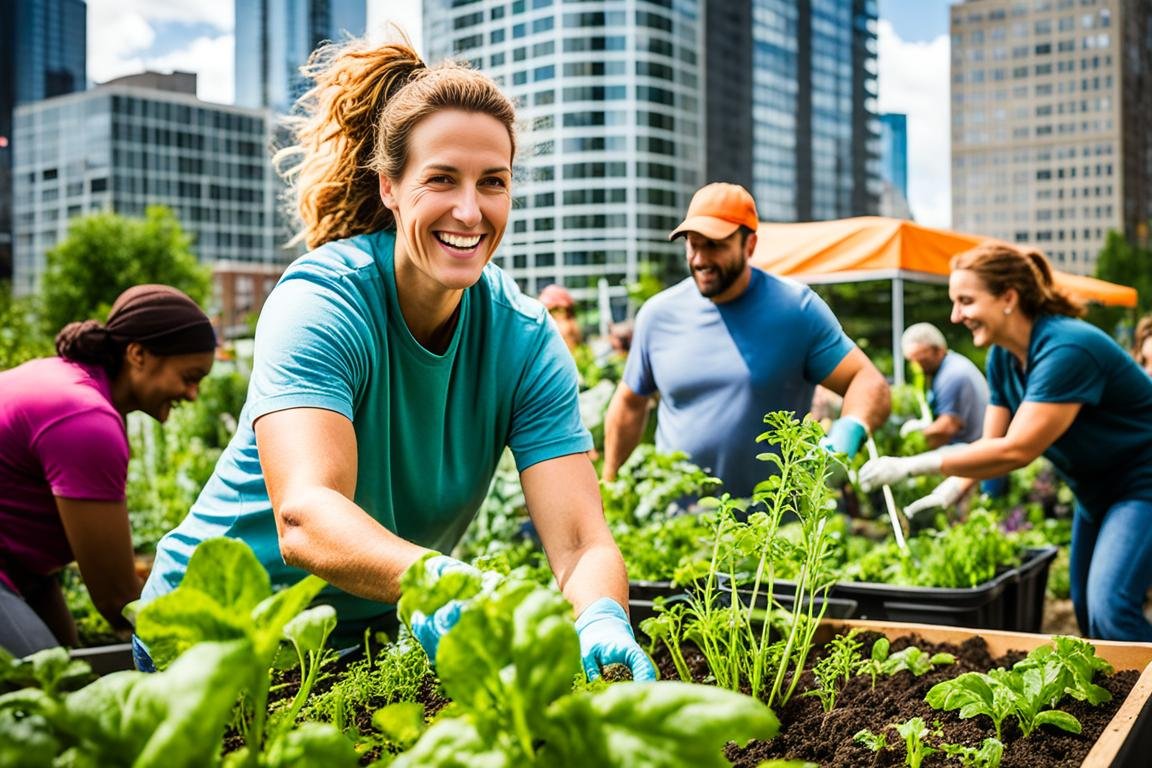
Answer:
[[892, 275, 905, 388]]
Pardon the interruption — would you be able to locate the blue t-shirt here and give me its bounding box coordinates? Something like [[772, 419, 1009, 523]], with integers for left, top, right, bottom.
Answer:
[[143, 230, 590, 637], [624, 268, 854, 497], [930, 351, 988, 444], [987, 314, 1152, 517]]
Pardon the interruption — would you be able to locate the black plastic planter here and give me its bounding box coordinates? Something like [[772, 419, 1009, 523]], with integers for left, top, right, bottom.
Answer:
[[827, 545, 1058, 630]]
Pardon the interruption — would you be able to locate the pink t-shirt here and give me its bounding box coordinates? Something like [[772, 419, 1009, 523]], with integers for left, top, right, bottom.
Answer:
[[0, 358, 129, 594]]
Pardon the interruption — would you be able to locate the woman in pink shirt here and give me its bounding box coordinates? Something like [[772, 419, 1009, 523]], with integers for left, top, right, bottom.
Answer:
[[0, 285, 216, 657]]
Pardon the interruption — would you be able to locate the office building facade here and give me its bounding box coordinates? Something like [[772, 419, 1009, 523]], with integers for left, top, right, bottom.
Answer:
[[707, 0, 882, 223], [11, 78, 286, 334], [950, 0, 1152, 274], [235, 0, 368, 114], [425, 0, 881, 309], [425, 0, 705, 311], [0, 0, 87, 279]]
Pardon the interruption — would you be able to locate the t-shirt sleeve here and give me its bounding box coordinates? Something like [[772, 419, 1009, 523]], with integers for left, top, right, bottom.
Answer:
[[35, 409, 129, 501], [987, 349, 1009, 407], [933, 366, 970, 419], [246, 273, 372, 422], [507, 325, 593, 471], [1025, 342, 1107, 405], [801, 290, 855, 383], [622, 304, 657, 396]]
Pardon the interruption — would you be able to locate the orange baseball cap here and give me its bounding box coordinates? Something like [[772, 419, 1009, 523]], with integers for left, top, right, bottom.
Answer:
[[669, 182, 759, 241]]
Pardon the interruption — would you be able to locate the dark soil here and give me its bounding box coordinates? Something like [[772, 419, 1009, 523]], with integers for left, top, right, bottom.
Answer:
[[646, 632, 1137, 768]]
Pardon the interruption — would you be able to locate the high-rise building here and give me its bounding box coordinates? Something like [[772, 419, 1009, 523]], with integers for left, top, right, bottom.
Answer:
[[0, 0, 87, 280], [950, 0, 1152, 275], [425, 0, 705, 313], [706, 0, 882, 223], [11, 75, 288, 333], [880, 113, 909, 200], [879, 112, 912, 219], [235, 0, 368, 114], [424, 0, 881, 310]]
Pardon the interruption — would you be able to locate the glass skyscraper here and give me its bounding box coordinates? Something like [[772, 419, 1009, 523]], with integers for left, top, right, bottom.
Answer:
[[424, 0, 881, 309], [717, 0, 881, 222], [426, 0, 704, 312], [0, 0, 87, 279], [235, 0, 367, 114], [12, 78, 282, 307]]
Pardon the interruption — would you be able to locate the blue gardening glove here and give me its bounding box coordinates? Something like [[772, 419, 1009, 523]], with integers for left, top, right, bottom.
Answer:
[[819, 415, 868, 459], [408, 555, 496, 666], [574, 597, 657, 682]]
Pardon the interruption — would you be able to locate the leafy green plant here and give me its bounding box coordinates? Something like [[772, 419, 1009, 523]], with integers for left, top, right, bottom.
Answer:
[[393, 554, 780, 767], [853, 726, 889, 753], [893, 717, 940, 768], [133, 537, 342, 765], [0, 647, 93, 697], [803, 629, 864, 712], [601, 445, 721, 529], [939, 737, 1005, 768], [857, 719, 1004, 768], [925, 635, 1110, 740]]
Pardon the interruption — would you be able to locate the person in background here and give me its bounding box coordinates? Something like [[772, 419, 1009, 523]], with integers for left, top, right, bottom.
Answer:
[[898, 322, 988, 448], [602, 182, 890, 499], [0, 285, 216, 657], [1133, 314, 1152, 378], [138, 34, 653, 682], [538, 283, 584, 353], [860, 242, 1152, 641]]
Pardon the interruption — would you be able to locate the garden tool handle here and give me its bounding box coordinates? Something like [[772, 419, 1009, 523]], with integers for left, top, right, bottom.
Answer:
[[865, 436, 908, 551]]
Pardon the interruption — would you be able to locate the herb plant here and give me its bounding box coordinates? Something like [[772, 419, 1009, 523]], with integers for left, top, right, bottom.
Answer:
[[803, 629, 864, 712], [652, 413, 842, 709], [393, 555, 780, 767]]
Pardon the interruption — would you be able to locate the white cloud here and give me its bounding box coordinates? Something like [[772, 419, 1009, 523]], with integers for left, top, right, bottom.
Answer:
[[876, 19, 951, 228], [368, 0, 424, 56], [144, 34, 235, 105], [87, 0, 234, 103], [89, 0, 231, 28]]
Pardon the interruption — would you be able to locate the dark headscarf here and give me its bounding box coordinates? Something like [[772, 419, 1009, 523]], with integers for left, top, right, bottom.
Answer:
[[55, 284, 216, 372]]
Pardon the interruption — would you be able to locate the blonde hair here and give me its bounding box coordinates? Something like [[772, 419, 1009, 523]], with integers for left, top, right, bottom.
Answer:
[[277, 30, 517, 249], [950, 242, 1085, 319]]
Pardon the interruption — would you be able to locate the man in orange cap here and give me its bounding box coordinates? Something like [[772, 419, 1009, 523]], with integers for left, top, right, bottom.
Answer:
[[602, 182, 890, 498]]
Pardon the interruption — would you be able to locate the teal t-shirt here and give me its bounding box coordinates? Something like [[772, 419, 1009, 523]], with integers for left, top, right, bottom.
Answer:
[[987, 314, 1152, 518], [143, 230, 591, 636]]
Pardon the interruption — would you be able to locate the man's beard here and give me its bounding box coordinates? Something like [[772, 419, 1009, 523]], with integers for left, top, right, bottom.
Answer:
[[693, 259, 744, 298]]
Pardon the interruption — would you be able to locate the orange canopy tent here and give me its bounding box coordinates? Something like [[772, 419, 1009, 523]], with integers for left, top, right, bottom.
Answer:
[[750, 217, 1138, 385]]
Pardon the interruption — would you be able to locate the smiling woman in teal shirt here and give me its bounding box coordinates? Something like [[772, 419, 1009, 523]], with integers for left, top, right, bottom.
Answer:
[[139, 35, 655, 681]]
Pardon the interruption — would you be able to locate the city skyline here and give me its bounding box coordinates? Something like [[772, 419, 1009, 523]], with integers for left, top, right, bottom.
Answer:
[[82, 0, 952, 226]]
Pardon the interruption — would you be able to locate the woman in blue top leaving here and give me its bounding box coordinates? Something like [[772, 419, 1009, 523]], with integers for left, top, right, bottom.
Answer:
[[860, 241, 1152, 641], [139, 33, 654, 681]]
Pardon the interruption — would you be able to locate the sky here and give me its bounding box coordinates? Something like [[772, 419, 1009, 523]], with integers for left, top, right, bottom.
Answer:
[[86, 0, 954, 225]]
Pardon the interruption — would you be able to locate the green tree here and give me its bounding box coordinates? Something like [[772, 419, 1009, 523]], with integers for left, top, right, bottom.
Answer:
[[1090, 227, 1152, 340], [0, 283, 53, 371], [38, 206, 212, 333]]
